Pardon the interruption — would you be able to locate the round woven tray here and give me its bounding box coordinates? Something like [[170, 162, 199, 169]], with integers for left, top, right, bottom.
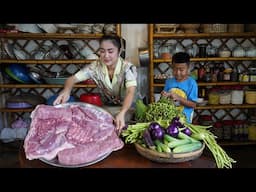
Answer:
[[134, 142, 205, 163]]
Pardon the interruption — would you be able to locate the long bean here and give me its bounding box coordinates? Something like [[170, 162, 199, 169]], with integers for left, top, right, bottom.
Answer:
[[185, 122, 236, 168]]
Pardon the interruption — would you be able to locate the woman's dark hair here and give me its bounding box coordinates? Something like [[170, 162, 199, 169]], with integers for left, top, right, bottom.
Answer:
[[99, 34, 122, 51], [172, 52, 190, 65]]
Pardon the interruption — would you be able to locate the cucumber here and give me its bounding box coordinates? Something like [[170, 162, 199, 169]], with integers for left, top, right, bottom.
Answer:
[[177, 131, 199, 143], [163, 134, 178, 143], [172, 141, 202, 153], [167, 139, 191, 149], [154, 139, 171, 153]]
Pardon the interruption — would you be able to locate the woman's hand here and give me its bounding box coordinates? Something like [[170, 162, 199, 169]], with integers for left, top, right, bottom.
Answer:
[[115, 111, 125, 135], [53, 90, 70, 105]]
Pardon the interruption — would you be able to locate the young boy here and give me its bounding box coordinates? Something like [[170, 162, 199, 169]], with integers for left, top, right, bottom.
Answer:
[[161, 52, 198, 123]]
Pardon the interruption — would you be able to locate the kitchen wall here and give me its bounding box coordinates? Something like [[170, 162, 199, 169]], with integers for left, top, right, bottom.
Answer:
[[121, 24, 148, 65]]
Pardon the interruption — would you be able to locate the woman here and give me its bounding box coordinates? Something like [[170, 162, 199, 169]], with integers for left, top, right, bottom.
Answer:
[[53, 34, 137, 134]]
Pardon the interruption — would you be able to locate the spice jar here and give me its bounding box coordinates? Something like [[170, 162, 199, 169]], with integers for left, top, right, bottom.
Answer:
[[248, 63, 256, 82], [223, 68, 232, 81], [212, 122, 223, 140]]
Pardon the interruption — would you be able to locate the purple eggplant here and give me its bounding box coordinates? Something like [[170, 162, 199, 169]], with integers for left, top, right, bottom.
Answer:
[[182, 127, 192, 136], [166, 124, 179, 137], [151, 128, 165, 140], [143, 128, 155, 147], [171, 116, 184, 128], [149, 122, 162, 132]]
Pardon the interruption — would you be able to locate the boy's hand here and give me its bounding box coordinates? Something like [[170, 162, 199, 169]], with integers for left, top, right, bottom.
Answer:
[[161, 90, 170, 97]]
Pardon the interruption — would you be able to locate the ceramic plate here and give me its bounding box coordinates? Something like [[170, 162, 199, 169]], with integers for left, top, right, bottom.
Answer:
[[4, 43, 15, 58], [13, 47, 28, 60]]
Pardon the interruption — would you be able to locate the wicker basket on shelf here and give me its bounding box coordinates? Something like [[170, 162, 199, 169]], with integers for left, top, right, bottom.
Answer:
[[228, 24, 244, 33], [155, 24, 180, 33], [134, 142, 205, 163], [202, 24, 227, 33]]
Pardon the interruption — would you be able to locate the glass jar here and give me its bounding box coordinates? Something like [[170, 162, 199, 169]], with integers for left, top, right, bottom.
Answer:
[[248, 63, 256, 82], [248, 120, 256, 141], [206, 44, 218, 57], [198, 44, 207, 57], [158, 43, 172, 59], [232, 45, 245, 57]]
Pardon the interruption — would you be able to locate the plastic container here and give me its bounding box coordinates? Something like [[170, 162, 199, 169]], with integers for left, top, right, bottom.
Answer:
[[208, 92, 219, 105], [219, 91, 231, 104], [231, 90, 244, 104], [245, 90, 256, 104], [248, 122, 256, 141]]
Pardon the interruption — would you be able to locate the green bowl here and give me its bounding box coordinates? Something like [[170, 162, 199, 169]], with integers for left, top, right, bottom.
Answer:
[[43, 77, 67, 84]]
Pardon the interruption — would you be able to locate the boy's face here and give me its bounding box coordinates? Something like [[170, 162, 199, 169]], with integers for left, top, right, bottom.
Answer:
[[172, 62, 189, 82]]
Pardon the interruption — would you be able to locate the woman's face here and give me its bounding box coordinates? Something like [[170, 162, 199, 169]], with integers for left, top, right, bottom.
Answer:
[[172, 63, 189, 82], [99, 40, 120, 67]]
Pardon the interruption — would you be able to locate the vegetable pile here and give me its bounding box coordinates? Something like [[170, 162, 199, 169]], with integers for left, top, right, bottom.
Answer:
[[122, 98, 236, 168]]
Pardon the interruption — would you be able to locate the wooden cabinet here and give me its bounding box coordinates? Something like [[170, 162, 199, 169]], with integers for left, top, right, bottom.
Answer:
[[0, 24, 121, 128], [148, 24, 256, 145]]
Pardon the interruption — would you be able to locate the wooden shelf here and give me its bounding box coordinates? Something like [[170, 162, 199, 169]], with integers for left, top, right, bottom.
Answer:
[[195, 104, 256, 110], [0, 108, 34, 112], [153, 32, 256, 39], [0, 24, 121, 129], [0, 33, 106, 40], [0, 84, 97, 88], [219, 140, 256, 146], [153, 82, 256, 87], [0, 59, 95, 64], [154, 57, 256, 63]]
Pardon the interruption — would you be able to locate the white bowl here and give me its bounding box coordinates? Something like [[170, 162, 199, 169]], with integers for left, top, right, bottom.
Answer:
[[197, 98, 204, 103], [11, 24, 42, 33], [37, 24, 58, 33]]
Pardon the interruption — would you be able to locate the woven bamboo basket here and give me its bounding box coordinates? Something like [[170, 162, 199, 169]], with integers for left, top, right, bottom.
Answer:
[[202, 24, 227, 33], [134, 142, 205, 163], [228, 24, 244, 33]]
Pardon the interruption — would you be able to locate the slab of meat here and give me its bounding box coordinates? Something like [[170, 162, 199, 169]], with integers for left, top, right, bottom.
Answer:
[[58, 130, 124, 165], [24, 103, 124, 165]]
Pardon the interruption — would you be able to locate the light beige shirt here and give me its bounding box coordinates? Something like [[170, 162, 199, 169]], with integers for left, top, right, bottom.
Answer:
[[75, 57, 137, 104]]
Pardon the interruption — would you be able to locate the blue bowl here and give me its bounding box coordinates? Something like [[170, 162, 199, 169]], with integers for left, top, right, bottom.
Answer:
[[46, 94, 76, 105], [8, 64, 33, 83]]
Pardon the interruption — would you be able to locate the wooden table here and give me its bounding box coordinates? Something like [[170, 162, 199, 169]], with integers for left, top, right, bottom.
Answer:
[[19, 144, 216, 168]]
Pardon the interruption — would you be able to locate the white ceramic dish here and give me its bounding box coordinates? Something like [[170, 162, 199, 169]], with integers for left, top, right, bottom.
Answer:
[[13, 47, 28, 60], [37, 24, 58, 33], [197, 100, 208, 106], [12, 24, 42, 33], [4, 43, 15, 58]]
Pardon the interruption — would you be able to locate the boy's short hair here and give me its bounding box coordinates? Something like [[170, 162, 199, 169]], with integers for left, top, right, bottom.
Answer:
[[172, 52, 190, 64]]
